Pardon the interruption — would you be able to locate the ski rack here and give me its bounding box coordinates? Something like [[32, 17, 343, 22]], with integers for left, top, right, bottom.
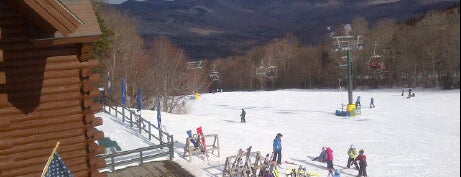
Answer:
[[222, 150, 264, 177], [183, 134, 220, 161]]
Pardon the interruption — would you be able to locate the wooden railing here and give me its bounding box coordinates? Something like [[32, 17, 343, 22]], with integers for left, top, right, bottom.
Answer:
[[99, 143, 174, 171], [97, 95, 174, 171]]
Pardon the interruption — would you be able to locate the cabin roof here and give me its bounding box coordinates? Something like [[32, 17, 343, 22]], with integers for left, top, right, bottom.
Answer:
[[14, 0, 102, 45]]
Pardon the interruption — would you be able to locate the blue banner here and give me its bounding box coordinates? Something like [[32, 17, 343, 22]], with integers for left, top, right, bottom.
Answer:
[[157, 95, 163, 142], [136, 88, 143, 111], [157, 95, 161, 128], [121, 78, 126, 106]]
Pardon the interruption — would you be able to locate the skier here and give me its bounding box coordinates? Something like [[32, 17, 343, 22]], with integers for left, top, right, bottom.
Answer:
[[312, 146, 327, 162], [369, 97, 375, 108], [401, 88, 405, 96], [355, 96, 361, 107], [325, 147, 335, 176], [407, 88, 412, 99], [346, 144, 359, 169], [272, 133, 283, 165], [355, 149, 368, 177], [240, 108, 246, 123]]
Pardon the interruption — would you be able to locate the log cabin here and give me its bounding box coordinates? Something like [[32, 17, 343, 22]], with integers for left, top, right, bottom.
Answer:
[[0, 0, 106, 176]]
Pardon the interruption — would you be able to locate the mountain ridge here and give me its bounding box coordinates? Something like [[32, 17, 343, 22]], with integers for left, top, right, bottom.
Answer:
[[108, 0, 459, 59]]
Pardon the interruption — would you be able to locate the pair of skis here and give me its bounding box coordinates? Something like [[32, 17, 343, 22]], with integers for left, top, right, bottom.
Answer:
[[231, 146, 253, 176], [283, 161, 320, 177], [186, 126, 207, 157]]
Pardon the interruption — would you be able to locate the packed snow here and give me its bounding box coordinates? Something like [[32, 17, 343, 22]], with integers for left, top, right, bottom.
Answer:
[[95, 89, 460, 177]]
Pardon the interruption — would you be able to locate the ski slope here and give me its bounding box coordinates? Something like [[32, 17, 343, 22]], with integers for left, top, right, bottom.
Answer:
[[96, 89, 460, 177]]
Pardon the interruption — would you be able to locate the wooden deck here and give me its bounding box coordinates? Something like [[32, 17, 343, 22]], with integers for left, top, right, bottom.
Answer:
[[105, 161, 195, 177]]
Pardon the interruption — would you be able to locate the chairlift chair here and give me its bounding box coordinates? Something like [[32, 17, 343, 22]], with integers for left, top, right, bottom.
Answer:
[[256, 66, 266, 76], [265, 66, 278, 78], [368, 44, 385, 72], [208, 70, 220, 81], [186, 61, 203, 69]]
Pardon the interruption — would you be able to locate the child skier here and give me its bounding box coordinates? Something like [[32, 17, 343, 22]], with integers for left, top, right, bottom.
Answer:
[[369, 97, 375, 108], [355, 149, 368, 177], [272, 133, 283, 165], [312, 146, 327, 162], [346, 144, 359, 169], [325, 147, 335, 176]]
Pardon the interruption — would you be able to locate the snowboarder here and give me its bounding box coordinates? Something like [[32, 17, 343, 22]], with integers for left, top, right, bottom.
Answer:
[[240, 108, 246, 123], [346, 144, 359, 169], [369, 97, 375, 108], [325, 147, 335, 176], [355, 149, 368, 177], [272, 133, 283, 165], [355, 96, 361, 107], [312, 146, 327, 162]]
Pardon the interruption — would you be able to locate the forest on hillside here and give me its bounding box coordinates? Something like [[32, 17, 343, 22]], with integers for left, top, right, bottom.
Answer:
[[91, 2, 460, 112]]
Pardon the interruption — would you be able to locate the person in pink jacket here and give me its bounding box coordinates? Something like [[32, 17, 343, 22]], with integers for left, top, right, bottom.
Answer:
[[325, 147, 335, 176]]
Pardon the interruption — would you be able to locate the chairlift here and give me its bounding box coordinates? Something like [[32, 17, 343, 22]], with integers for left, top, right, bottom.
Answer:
[[208, 64, 220, 81], [256, 66, 266, 76], [265, 66, 278, 78], [186, 61, 204, 69], [368, 44, 385, 72], [332, 35, 363, 51]]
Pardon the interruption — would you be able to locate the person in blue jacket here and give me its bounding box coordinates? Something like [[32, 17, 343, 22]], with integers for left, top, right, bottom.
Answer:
[[355, 96, 361, 107], [272, 133, 283, 165]]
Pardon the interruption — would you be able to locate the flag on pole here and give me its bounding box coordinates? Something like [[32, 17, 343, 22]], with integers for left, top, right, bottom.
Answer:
[[136, 87, 143, 112], [157, 95, 163, 142], [121, 78, 126, 106], [42, 142, 74, 177]]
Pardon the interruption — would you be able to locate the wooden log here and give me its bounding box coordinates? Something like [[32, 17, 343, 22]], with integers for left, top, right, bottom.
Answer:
[[0, 55, 78, 67], [89, 116, 103, 127], [2, 59, 99, 75], [0, 99, 81, 116], [0, 152, 87, 171], [0, 120, 84, 139], [89, 157, 106, 169], [0, 71, 4, 84], [3, 46, 78, 59], [87, 142, 106, 154], [0, 108, 9, 125], [0, 84, 81, 99], [7, 106, 82, 123], [0, 41, 32, 51], [0, 137, 11, 150], [0, 135, 85, 155], [0, 92, 82, 107], [0, 160, 88, 177], [0, 114, 83, 131], [1, 143, 84, 162], [3, 76, 80, 89], [9, 128, 83, 146]]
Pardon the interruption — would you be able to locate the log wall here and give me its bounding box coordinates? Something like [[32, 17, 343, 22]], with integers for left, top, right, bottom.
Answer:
[[0, 1, 106, 177]]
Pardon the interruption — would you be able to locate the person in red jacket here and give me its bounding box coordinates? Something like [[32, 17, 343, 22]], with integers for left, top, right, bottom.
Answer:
[[354, 149, 368, 177], [325, 147, 335, 176]]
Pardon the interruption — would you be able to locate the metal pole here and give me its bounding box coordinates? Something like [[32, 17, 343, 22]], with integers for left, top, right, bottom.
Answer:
[[347, 49, 353, 105]]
